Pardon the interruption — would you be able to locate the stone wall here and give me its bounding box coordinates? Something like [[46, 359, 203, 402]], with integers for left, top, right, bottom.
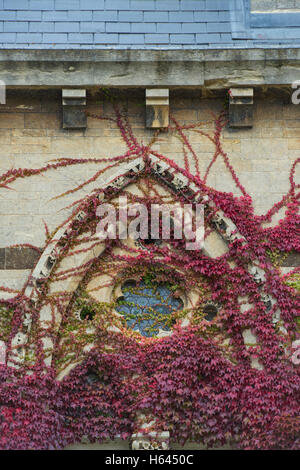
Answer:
[[0, 88, 299, 292], [251, 0, 300, 11]]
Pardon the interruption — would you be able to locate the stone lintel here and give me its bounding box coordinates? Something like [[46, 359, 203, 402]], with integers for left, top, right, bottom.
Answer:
[[1, 48, 300, 88]]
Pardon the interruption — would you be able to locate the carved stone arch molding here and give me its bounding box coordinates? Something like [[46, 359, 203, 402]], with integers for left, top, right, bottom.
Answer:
[[8, 155, 280, 374]]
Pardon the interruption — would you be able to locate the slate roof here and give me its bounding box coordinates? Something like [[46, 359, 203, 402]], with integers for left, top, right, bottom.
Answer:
[[0, 0, 299, 49]]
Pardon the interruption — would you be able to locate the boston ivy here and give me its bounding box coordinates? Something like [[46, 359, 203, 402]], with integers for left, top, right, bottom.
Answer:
[[0, 101, 299, 450]]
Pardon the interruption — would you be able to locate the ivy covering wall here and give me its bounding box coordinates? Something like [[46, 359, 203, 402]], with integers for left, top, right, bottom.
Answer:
[[0, 94, 299, 450]]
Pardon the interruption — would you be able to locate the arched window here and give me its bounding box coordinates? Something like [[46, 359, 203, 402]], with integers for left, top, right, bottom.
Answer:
[[115, 279, 184, 337]]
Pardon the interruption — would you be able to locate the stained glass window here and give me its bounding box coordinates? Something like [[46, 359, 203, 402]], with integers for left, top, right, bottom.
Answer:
[[116, 279, 183, 337]]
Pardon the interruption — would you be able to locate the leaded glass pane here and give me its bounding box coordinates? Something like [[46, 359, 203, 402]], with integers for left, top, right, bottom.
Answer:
[[116, 280, 183, 337]]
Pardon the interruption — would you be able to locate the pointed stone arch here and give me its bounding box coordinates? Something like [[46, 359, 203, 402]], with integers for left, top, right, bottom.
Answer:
[[9, 155, 280, 372]]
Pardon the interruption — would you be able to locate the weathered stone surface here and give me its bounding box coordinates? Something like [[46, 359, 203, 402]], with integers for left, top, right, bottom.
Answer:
[[0, 269, 31, 297], [5, 247, 40, 270], [146, 105, 169, 128], [0, 340, 6, 365], [0, 249, 4, 269], [2, 49, 300, 88], [251, 0, 298, 11], [0, 113, 24, 129], [281, 251, 300, 267], [62, 89, 86, 102], [0, 89, 298, 283], [62, 107, 87, 129], [62, 88, 87, 129], [229, 88, 254, 128], [146, 88, 169, 128], [24, 113, 60, 129]]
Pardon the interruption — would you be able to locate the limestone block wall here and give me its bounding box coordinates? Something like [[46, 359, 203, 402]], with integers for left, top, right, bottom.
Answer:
[[0, 88, 299, 292]]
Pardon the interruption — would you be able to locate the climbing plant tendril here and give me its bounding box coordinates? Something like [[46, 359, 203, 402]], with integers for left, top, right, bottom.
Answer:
[[0, 95, 299, 450]]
